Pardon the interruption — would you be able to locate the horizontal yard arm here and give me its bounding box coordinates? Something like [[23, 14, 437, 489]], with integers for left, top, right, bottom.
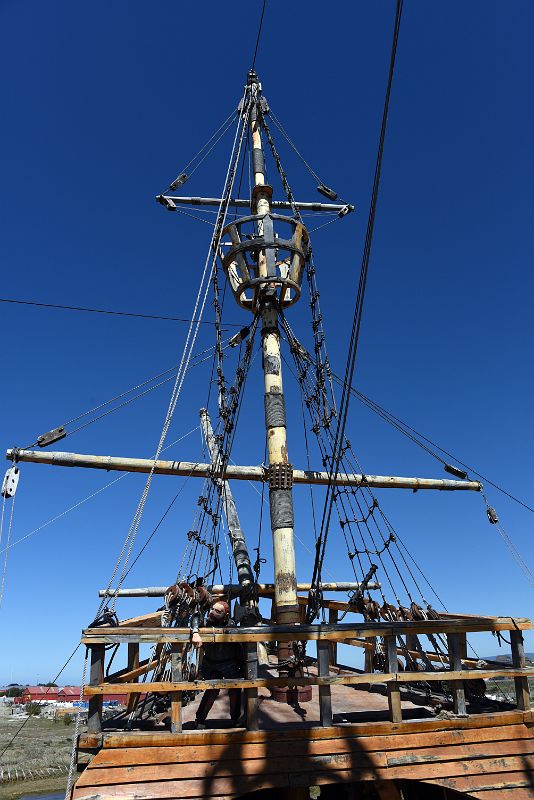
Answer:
[[7, 449, 482, 491]]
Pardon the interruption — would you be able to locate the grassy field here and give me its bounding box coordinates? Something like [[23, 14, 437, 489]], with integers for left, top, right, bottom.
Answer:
[[0, 716, 84, 799]]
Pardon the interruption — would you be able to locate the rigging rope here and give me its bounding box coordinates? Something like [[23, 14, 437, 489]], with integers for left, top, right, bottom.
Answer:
[[310, 0, 404, 612], [1, 426, 200, 556], [0, 493, 15, 609], [97, 88, 252, 615], [251, 0, 267, 71], [0, 297, 241, 326]]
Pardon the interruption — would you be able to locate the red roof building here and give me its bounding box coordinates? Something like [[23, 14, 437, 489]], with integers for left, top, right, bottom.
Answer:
[[57, 686, 81, 702], [21, 686, 59, 702]]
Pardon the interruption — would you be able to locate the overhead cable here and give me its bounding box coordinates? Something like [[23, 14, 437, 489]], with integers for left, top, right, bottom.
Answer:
[[0, 297, 241, 326]]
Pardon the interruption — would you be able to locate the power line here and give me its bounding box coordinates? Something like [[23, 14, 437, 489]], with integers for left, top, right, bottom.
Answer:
[[0, 297, 242, 327]]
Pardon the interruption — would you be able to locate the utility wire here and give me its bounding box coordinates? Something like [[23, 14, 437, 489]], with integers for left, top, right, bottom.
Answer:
[[0, 297, 241, 327]]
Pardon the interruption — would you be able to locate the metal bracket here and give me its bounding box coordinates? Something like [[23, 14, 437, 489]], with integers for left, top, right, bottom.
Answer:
[[268, 463, 294, 490], [37, 426, 67, 448]]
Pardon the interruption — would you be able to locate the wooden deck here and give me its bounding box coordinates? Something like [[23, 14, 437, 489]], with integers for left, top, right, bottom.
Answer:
[[74, 709, 534, 799], [71, 612, 534, 798]]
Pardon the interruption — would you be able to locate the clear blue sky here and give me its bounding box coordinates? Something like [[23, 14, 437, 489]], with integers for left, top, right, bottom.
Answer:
[[0, 0, 532, 684]]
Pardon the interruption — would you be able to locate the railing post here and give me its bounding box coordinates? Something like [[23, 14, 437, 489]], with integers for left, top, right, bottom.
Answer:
[[385, 636, 402, 723], [126, 643, 139, 714], [510, 629, 530, 711], [170, 644, 182, 733], [447, 632, 467, 716], [317, 638, 333, 726], [245, 642, 259, 731], [328, 608, 339, 665], [87, 644, 104, 734]]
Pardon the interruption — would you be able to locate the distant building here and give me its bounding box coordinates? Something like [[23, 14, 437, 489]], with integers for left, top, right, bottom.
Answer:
[[58, 686, 80, 703], [21, 686, 59, 702]]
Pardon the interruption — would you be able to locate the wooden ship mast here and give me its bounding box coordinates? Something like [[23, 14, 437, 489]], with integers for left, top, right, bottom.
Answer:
[[4, 56, 534, 800]]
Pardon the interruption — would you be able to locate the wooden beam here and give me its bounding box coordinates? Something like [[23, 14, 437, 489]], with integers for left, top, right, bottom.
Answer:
[[345, 636, 485, 669], [83, 666, 534, 695], [447, 633, 467, 716], [158, 194, 354, 213], [126, 643, 139, 714], [81, 617, 534, 645], [386, 636, 402, 723], [8, 448, 482, 491], [510, 629, 531, 711], [170, 644, 182, 733], [317, 639, 333, 727], [101, 581, 381, 599], [328, 608, 339, 665], [87, 645, 104, 734], [245, 643, 259, 731]]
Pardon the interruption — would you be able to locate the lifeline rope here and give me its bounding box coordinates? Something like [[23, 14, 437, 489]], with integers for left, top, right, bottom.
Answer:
[[97, 87, 252, 616], [0, 493, 15, 609], [64, 650, 88, 800]]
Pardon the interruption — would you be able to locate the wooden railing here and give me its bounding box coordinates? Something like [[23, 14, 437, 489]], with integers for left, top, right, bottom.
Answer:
[[81, 615, 533, 735]]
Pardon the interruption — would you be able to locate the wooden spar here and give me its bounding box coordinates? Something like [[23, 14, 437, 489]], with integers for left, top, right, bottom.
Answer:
[[199, 408, 254, 587], [6, 449, 482, 491], [98, 581, 382, 598], [157, 195, 353, 214], [249, 79, 299, 630]]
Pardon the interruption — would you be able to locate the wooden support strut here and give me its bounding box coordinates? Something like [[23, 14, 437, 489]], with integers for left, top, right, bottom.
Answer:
[[6, 449, 482, 492], [87, 645, 104, 734], [447, 632, 467, 716], [510, 629, 531, 711]]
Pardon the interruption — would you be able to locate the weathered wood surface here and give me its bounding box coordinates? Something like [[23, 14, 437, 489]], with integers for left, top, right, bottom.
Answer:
[[8, 448, 482, 491], [81, 616, 533, 645], [83, 664, 534, 696], [77, 709, 531, 750], [72, 712, 534, 799]]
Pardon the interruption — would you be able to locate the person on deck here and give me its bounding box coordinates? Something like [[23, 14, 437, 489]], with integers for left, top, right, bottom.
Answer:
[[191, 599, 244, 729]]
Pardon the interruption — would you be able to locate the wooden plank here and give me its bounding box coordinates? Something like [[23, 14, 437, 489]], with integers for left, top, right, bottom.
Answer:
[[72, 758, 534, 799], [75, 748, 389, 786], [447, 632, 467, 716], [125, 643, 139, 714], [245, 642, 258, 732], [430, 770, 534, 794], [328, 608, 338, 664], [107, 656, 157, 684], [92, 724, 534, 768], [81, 616, 533, 644], [386, 736, 534, 765], [317, 639, 332, 727], [386, 635, 402, 723], [511, 628, 531, 711], [84, 666, 534, 695], [119, 611, 164, 627], [87, 645, 104, 734], [347, 635, 489, 670], [101, 710, 531, 748], [170, 644, 182, 734], [470, 789, 534, 800]]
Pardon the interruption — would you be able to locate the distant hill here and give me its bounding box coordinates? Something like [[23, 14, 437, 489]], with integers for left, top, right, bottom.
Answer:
[[484, 653, 534, 665]]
